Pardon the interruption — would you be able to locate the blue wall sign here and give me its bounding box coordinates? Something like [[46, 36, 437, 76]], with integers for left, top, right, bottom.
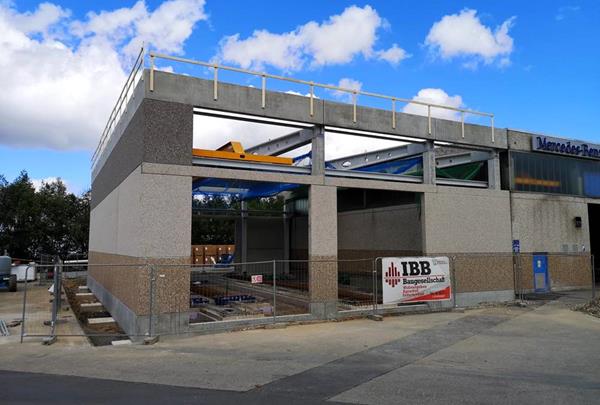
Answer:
[[512, 240, 520, 253]]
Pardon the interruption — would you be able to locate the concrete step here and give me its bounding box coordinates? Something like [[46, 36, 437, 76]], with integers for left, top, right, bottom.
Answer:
[[78, 286, 90, 291], [80, 302, 104, 312], [111, 339, 132, 346], [88, 317, 115, 325], [76, 292, 94, 297]]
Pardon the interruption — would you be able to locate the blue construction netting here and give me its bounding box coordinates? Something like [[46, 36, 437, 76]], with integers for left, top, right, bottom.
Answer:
[[352, 156, 422, 175], [192, 155, 423, 199]]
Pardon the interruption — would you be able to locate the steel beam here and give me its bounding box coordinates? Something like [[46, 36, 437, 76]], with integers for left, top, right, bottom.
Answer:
[[192, 157, 312, 174], [435, 151, 492, 169], [324, 169, 422, 183], [326, 143, 427, 170], [246, 128, 315, 156]]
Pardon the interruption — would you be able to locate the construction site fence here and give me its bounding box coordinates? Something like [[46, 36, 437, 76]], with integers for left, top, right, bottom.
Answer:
[[17, 253, 596, 344]]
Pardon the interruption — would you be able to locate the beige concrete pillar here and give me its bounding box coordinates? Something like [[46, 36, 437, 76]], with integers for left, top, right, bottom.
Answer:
[[487, 151, 501, 190], [308, 184, 338, 318], [423, 140, 436, 184]]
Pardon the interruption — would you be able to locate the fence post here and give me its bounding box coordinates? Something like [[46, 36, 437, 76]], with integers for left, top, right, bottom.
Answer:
[[148, 264, 155, 338], [272, 260, 277, 322], [372, 259, 376, 315], [50, 259, 60, 339], [20, 264, 32, 343], [451, 256, 457, 308], [517, 253, 523, 303], [373, 258, 380, 315], [592, 255, 596, 300]]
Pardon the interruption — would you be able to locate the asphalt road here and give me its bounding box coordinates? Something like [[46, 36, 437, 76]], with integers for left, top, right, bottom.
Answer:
[[1, 291, 599, 404]]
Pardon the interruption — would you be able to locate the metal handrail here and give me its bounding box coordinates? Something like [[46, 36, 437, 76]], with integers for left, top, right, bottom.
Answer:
[[147, 52, 495, 144], [92, 46, 145, 168], [92, 47, 496, 168]]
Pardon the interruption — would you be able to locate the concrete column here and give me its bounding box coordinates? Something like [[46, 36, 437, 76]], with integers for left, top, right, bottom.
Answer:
[[240, 200, 248, 264], [487, 151, 501, 190], [308, 185, 338, 318], [423, 140, 436, 184], [311, 125, 325, 176], [283, 204, 291, 274]]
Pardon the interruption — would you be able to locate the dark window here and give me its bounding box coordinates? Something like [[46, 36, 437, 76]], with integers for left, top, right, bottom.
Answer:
[[511, 151, 600, 197]]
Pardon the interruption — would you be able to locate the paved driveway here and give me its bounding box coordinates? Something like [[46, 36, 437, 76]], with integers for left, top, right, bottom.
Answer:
[[1, 291, 599, 404]]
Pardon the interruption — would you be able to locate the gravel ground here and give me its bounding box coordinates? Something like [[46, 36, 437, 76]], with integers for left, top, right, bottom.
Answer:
[[574, 296, 600, 318]]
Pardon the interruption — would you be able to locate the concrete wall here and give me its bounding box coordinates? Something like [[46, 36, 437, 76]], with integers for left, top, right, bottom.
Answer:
[[422, 187, 513, 254], [338, 204, 422, 259], [89, 164, 192, 336], [239, 217, 286, 262], [92, 98, 192, 209], [511, 192, 590, 253]]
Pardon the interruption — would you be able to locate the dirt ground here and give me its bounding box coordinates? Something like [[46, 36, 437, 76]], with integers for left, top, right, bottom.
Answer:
[[0, 281, 87, 346], [62, 278, 129, 346]]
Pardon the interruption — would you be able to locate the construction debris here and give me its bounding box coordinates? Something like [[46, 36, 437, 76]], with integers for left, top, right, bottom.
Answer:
[[0, 320, 9, 336], [88, 317, 115, 325], [574, 297, 600, 318]]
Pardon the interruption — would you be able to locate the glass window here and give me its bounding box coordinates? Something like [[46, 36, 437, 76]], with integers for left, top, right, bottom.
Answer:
[[511, 151, 600, 198]]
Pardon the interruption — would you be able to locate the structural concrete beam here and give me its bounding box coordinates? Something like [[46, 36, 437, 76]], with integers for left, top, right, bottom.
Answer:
[[487, 152, 501, 190], [311, 126, 325, 176], [423, 141, 436, 185]]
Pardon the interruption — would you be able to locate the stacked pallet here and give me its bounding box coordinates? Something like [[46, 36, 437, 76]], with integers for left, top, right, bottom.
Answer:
[[191, 244, 235, 265]]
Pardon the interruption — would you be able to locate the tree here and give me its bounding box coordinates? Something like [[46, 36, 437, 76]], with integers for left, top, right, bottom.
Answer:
[[0, 171, 90, 260]]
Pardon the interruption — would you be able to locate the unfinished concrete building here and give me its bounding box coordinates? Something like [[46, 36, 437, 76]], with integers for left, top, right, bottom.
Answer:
[[89, 51, 599, 336]]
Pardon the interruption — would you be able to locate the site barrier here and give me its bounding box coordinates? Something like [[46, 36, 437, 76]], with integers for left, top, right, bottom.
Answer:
[[16, 253, 596, 344]]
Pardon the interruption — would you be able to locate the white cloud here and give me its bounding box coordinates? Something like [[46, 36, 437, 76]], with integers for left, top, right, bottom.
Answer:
[[31, 176, 78, 193], [0, 1, 207, 151], [556, 6, 580, 21], [402, 88, 464, 121], [72, 0, 207, 59], [285, 90, 319, 98], [12, 2, 70, 36], [194, 115, 295, 151], [376, 44, 410, 65], [425, 9, 515, 68], [216, 5, 407, 71], [329, 78, 362, 103]]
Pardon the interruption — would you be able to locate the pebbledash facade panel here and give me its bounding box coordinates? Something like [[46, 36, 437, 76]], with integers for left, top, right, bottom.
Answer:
[[88, 69, 598, 337]]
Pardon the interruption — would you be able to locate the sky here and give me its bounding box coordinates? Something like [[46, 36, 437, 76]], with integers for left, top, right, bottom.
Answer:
[[0, 0, 599, 194]]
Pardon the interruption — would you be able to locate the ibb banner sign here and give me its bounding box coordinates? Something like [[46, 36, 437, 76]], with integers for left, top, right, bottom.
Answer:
[[382, 257, 451, 304], [533, 136, 600, 160]]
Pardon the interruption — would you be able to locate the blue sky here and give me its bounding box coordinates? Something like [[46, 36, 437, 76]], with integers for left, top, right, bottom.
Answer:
[[0, 0, 598, 194]]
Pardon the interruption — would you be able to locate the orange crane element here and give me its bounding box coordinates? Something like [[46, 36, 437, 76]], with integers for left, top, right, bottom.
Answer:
[[192, 141, 293, 165]]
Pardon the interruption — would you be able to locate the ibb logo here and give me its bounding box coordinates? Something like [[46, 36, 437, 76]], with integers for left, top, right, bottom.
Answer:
[[385, 260, 433, 288], [385, 262, 401, 287], [401, 261, 432, 276]]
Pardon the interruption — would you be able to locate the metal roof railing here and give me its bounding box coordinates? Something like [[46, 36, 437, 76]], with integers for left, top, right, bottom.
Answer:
[[92, 47, 496, 169], [91, 46, 145, 169]]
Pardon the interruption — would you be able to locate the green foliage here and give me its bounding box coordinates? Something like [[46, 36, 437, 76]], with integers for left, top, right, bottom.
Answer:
[[191, 194, 284, 245], [0, 171, 89, 260]]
